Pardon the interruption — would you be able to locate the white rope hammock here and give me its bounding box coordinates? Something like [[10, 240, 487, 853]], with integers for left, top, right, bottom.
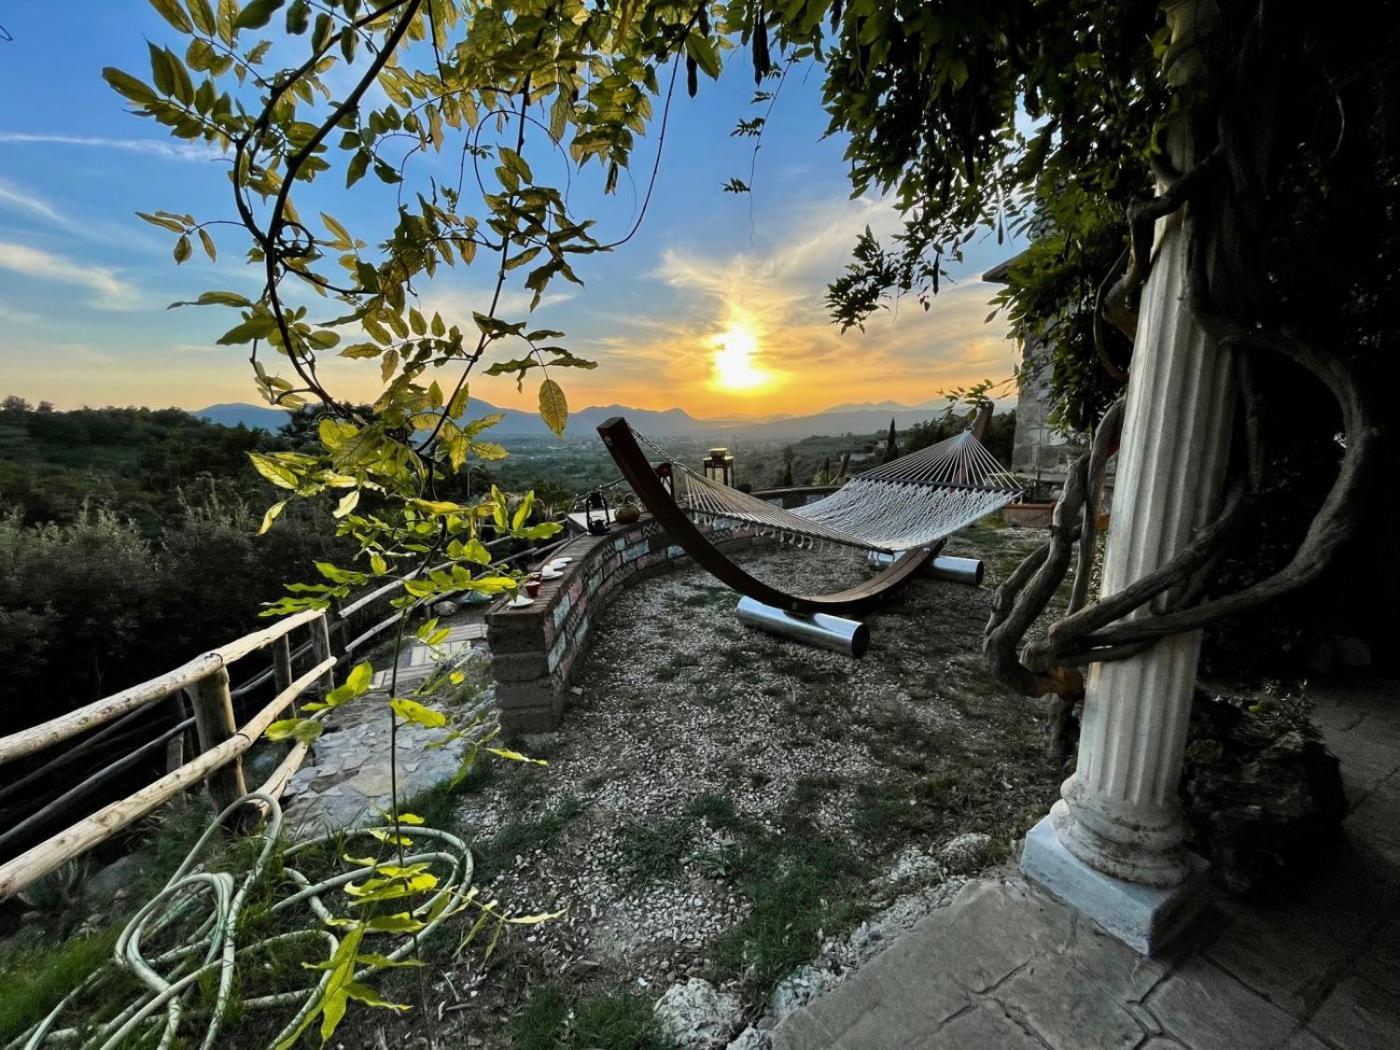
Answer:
[[632, 426, 1022, 555]]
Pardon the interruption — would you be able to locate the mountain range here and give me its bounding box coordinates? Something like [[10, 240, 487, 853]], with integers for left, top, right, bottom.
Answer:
[[194, 398, 965, 442]]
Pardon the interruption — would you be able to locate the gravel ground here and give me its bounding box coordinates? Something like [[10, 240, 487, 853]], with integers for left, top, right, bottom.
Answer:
[[350, 521, 1064, 1049]]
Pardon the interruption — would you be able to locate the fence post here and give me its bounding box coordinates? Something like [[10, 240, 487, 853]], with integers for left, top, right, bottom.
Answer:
[[191, 667, 246, 812], [310, 613, 336, 691], [273, 635, 293, 695]]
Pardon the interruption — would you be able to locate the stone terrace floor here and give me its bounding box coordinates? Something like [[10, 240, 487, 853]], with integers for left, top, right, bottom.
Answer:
[[771, 677, 1400, 1050]]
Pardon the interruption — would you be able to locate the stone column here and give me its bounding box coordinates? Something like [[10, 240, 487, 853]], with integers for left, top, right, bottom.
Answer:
[[1051, 206, 1234, 885], [1022, 0, 1231, 954]]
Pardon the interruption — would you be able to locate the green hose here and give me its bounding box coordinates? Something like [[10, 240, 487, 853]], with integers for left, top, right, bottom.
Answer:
[[10, 793, 474, 1050]]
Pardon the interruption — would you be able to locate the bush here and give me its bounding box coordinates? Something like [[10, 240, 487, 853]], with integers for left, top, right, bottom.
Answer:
[[0, 484, 346, 735]]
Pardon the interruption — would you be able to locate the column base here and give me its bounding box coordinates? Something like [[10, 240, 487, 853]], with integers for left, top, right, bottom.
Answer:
[[1020, 816, 1208, 957]]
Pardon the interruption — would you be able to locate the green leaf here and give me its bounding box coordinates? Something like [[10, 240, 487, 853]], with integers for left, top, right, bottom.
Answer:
[[459, 537, 491, 565], [265, 717, 323, 743], [149, 0, 193, 33], [218, 312, 277, 345], [363, 913, 426, 934], [137, 210, 188, 233], [538, 378, 567, 436], [103, 68, 158, 106], [188, 0, 217, 35], [173, 234, 192, 263], [389, 698, 447, 729], [198, 228, 217, 261], [168, 289, 252, 309], [685, 34, 722, 79], [234, 0, 283, 30]]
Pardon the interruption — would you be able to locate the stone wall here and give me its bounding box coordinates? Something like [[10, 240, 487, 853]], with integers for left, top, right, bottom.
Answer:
[[486, 515, 762, 735]]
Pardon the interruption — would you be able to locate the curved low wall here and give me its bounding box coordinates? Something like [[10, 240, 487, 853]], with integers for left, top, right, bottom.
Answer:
[[486, 515, 763, 734]]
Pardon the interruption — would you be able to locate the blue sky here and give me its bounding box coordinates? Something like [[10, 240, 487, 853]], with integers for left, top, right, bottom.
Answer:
[[0, 4, 1022, 417]]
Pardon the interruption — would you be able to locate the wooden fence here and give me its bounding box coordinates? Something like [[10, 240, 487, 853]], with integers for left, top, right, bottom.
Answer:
[[0, 530, 568, 900]]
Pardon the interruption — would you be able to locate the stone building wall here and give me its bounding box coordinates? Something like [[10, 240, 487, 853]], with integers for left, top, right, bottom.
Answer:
[[1012, 336, 1081, 478]]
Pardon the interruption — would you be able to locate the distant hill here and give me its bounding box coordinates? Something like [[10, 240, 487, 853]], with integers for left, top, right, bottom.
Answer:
[[195, 403, 293, 431], [192, 400, 979, 442]]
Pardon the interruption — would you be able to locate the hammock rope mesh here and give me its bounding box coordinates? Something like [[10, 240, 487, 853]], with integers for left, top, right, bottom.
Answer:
[[630, 426, 1022, 555]]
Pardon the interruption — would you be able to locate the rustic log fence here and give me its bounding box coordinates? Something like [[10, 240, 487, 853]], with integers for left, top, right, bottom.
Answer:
[[0, 527, 565, 899]]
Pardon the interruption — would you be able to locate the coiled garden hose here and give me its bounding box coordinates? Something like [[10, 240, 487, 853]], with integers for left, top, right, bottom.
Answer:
[[10, 793, 473, 1050]]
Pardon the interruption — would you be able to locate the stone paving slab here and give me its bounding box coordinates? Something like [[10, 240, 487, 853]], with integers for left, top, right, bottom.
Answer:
[[772, 677, 1400, 1049], [370, 622, 487, 690]]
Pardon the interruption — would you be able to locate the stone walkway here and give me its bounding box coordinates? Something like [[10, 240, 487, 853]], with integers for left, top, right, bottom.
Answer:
[[281, 621, 494, 834], [772, 678, 1400, 1050]]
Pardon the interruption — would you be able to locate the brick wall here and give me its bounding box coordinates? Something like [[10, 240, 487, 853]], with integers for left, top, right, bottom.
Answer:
[[486, 515, 762, 735]]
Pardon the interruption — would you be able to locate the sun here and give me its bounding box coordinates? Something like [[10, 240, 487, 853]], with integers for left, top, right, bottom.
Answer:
[[711, 323, 768, 391]]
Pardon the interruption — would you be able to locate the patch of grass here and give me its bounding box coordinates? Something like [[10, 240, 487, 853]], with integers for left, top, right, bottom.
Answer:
[[687, 793, 739, 829], [0, 927, 133, 1043], [713, 829, 869, 993], [510, 987, 675, 1050], [576, 992, 675, 1050], [511, 984, 571, 1050], [616, 815, 694, 883]]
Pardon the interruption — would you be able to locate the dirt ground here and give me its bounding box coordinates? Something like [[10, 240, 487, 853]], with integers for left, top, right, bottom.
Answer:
[[347, 521, 1067, 1048]]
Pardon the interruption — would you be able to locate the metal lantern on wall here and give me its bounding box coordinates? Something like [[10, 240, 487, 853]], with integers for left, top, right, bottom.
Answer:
[[584, 489, 610, 535], [703, 448, 734, 487], [654, 461, 675, 498]]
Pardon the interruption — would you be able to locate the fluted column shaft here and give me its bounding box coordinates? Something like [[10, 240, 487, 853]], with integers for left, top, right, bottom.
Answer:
[[1050, 164, 1234, 887]]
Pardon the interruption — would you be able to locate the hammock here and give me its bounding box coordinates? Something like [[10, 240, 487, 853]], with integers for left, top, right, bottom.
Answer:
[[650, 427, 1021, 554], [598, 416, 1022, 615]]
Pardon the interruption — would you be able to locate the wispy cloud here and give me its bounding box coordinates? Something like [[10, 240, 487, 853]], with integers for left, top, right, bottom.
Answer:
[[0, 176, 105, 242], [0, 132, 222, 162], [67, 344, 117, 364], [0, 301, 40, 324], [0, 241, 141, 310]]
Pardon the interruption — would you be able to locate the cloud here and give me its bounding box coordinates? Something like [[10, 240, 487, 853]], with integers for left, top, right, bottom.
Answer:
[[67, 344, 117, 364], [0, 241, 141, 309], [0, 132, 222, 162], [0, 178, 74, 230], [0, 302, 39, 324], [560, 195, 1016, 415]]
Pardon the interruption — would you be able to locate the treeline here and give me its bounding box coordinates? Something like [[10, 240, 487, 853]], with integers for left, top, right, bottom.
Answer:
[[0, 398, 350, 733], [0, 396, 279, 531]]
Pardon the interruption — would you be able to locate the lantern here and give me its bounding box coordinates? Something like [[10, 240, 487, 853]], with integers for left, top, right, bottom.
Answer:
[[654, 461, 675, 498], [584, 489, 610, 535], [703, 447, 734, 487]]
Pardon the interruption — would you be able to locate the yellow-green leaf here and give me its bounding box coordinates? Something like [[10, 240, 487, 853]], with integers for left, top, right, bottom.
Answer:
[[346, 661, 372, 694], [258, 499, 287, 535], [137, 210, 187, 233], [149, 0, 192, 34], [389, 698, 447, 728], [333, 490, 360, 518], [249, 451, 299, 489], [321, 211, 353, 249], [538, 378, 567, 436]]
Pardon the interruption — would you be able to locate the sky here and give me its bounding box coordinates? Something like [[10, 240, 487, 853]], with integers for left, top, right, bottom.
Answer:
[[0, 5, 1024, 420]]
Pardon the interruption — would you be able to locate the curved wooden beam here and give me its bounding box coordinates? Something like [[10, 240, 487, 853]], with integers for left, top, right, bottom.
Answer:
[[598, 417, 940, 615]]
